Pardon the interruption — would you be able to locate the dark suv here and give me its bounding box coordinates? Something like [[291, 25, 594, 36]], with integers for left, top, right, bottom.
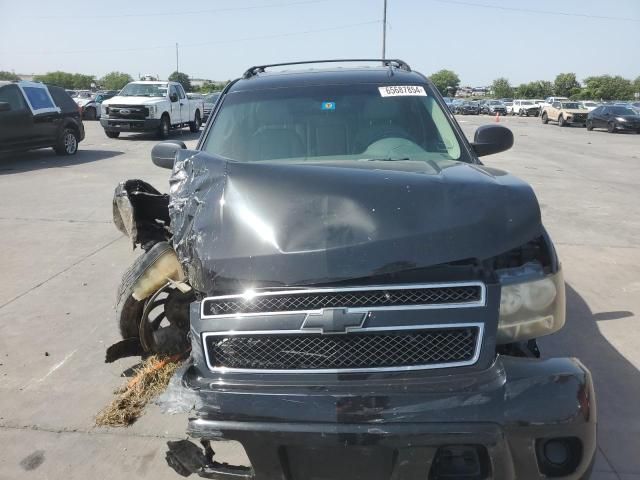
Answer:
[[0, 81, 85, 155], [116, 60, 596, 480]]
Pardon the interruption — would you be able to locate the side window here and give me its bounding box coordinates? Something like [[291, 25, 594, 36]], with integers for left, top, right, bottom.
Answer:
[[552, 102, 560, 109], [170, 85, 179, 101], [177, 85, 186, 99], [0, 85, 28, 111], [23, 86, 55, 110]]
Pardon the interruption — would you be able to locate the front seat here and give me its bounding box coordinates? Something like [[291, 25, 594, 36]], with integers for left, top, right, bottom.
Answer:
[[248, 103, 306, 161], [352, 99, 411, 153]]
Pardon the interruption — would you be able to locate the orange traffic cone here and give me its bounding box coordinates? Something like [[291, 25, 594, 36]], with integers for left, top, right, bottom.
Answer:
[[495, 113, 500, 123]]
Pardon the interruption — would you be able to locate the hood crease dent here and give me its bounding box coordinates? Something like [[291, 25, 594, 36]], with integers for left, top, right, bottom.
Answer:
[[168, 150, 543, 295]]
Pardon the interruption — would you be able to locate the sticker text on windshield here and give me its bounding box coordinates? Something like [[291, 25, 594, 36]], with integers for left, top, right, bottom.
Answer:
[[378, 85, 427, 97]]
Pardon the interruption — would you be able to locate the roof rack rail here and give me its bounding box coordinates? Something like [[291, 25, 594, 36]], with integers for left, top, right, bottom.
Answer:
[[242, 59, 411, 79]]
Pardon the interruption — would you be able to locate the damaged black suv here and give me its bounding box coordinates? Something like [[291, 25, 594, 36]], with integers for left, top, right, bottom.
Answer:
[[112, 60, 595, 480]]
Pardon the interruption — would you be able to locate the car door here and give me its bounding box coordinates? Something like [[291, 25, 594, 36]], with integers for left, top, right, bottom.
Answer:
[[591, 106, 604, 127], [169, 85, 181, 125], [550, 102, 561, 121], [21, 83, 62, 144], [0, 84, 33, 151], [176, 85, 189, 124]]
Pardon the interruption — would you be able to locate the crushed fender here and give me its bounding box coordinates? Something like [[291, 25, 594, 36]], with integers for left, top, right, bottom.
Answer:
[[95, 353, 185, 427]]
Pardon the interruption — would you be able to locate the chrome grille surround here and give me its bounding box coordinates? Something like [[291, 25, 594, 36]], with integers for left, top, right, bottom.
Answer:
[[202, 323, 484, 374], [200, 282, 486, 374], [201, 282, 485, 319]]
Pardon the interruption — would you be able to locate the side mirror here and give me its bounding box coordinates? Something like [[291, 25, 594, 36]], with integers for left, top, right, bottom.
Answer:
[[151, 141, 186, 169], [471, 124, 514, 157], [0, 102, 11, 113], [170, 93, 178, 103]]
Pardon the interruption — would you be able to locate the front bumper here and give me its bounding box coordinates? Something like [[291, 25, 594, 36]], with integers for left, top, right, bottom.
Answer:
[[182, 355, 596, 480], [100, 117, 161, 132]]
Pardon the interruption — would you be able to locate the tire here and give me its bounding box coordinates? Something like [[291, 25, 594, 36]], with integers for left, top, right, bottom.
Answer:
[[558, 115, 565, 127], [105, 130, 120, 139], [586, 120, 593, 131], [519, 109, 524, 117], [158, 114, 170, 139], [541, 112, 548, 124], [84, 107, 96, 121], [115, 242, 173, 339], [607, 122, 616, 133], [53, 127, 79, 155], [189, 110, 202, 133]]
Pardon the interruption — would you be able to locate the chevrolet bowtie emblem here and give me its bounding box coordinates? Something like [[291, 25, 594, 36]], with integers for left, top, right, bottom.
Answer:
[[301, 308, 367, 334]]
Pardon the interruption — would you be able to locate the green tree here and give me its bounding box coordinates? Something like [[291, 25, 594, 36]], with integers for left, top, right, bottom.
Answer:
[[491, 77, 513, 98], [582, 75, 634, 100], [429, 69, 460, 96], [554, 73, 581, 97], [633, 76, 640, 95], [0, 71, 21, 81], [533, 80, 554, 98], [195, 80, 229, 93], [99, 71, 133, 90], [33, 71, 95, 89], [168, 71, 192, 92]]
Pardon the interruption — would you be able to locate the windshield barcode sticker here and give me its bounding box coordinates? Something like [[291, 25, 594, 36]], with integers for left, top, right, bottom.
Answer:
[[379, 85, 427, 97]]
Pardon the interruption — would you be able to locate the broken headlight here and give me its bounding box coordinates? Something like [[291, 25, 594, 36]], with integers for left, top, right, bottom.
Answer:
[[497, 262, 565, 344]]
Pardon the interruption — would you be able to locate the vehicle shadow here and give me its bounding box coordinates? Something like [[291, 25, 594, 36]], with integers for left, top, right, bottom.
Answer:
[[0, 149, 123, 174], [117, 130, 202, 142], [540, 284, 640, 473]]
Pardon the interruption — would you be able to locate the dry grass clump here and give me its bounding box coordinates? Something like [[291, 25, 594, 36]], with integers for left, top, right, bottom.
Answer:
[[96, 354, 182, 427]]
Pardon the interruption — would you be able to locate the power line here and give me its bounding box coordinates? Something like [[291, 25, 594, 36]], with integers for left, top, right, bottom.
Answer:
[[434, 0, 640, 23], [5, 20, 381, 56], [31, 0, 333, 19]]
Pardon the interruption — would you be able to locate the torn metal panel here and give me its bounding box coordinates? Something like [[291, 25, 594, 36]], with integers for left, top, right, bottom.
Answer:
[[113, 179, 171, 248], [168, 149, 543, 295]]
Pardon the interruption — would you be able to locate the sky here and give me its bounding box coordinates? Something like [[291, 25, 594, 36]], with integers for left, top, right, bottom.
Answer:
[[1, 0, 639, 86]]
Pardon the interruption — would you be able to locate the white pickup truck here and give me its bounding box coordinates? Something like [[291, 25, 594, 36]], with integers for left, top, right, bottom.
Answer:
[[100, 81, 204, 139]]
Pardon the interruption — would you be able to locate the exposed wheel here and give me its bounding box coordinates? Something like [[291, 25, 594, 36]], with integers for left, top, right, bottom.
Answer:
[[84, 107, 96, 120], [54, 128, 78, 155], [607, 122, 616, 133], [158, 114, 170, 139], [558, 115, 566, 127], [189, 110, 202, 133], [519, 109, 524, 117], [105, 130, 120, 139], [138, 283, 193, 354], [586, 120, 593, 131], [541, 112, 548, 124]]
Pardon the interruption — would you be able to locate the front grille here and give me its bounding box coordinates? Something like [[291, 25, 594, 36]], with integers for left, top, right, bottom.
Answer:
[[108, 104, 148, 120], [205, 326, 479, 371], [203, 285, 482, 317], [572, 114, 586, 121]]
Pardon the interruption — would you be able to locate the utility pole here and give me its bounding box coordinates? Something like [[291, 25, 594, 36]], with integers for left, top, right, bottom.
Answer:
[[382, 0, 387, 60], [176, 43, 179, 73]]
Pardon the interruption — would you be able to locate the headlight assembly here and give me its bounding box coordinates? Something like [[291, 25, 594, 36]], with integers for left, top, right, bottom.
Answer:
[[147, 105, 156, 118], [497, 263, 565, 344]]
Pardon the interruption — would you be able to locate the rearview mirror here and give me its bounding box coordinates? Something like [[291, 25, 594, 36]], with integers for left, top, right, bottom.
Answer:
[[170, 93, 178, 103], [0, 102, 11, 112], [151, 141, 186, 169], [471, 124, 513, 157]]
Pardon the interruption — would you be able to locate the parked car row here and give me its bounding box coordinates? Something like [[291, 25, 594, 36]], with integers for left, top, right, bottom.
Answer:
[[541, 100, 640, 133]]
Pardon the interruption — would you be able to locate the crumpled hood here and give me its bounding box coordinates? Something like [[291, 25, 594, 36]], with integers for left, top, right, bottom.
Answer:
[[169, 151, 542, 294]]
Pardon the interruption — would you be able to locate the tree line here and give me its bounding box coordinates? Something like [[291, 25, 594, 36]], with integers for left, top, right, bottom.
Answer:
[[429, 69, 640, 100], [0, 70, 227, 93]]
